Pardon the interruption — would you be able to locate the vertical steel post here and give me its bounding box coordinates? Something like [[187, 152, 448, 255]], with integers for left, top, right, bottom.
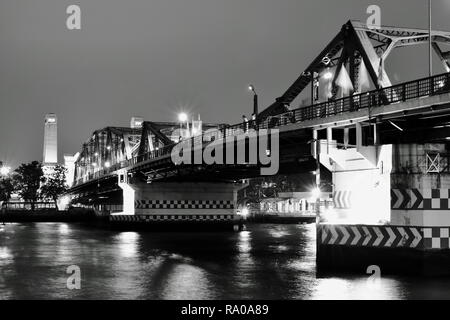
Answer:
[[429, 0, 433, 77]]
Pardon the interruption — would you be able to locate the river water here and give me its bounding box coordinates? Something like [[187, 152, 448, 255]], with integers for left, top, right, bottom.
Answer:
[[0, 222, 449, 299]]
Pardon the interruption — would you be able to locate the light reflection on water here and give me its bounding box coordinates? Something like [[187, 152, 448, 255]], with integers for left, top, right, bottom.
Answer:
[[0, 222, 448, 299]]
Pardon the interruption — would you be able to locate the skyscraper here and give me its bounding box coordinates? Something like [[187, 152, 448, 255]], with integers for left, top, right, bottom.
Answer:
[[43, 113, 58, 166], [130, 116, 143, 129]]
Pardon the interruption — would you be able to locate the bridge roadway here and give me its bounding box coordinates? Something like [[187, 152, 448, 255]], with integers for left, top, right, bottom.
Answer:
[[68, 72, 450, 200]]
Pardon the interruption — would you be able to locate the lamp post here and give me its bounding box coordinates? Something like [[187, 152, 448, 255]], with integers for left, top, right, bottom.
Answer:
[[248, 85, 259, 117], [429, 0, 432, 77], [178, 112, 189, 139]]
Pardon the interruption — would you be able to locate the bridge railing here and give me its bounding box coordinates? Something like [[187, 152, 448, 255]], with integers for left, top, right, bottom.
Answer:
[[283, 72, 450, 124], [72, 72, 450, 187]]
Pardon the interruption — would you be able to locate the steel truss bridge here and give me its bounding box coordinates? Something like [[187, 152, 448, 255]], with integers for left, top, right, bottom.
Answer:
[[68, 20, 450, 205]]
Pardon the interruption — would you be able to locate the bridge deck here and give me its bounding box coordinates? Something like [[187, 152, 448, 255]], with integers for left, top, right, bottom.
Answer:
[[70, 71, 450, 190]]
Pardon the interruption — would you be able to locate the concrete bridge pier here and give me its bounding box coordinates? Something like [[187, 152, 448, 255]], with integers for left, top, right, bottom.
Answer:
[[313, 125, 392, 225], [112, 169, 247, 230], [316, 130, 450, 275]]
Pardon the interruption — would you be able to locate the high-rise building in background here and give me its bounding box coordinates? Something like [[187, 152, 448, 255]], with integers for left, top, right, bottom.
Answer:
[[43, 113, 58, 169], [130, 116, 143, 129]]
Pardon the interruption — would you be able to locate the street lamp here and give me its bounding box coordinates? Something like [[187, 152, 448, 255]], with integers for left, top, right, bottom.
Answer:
[[178, 112, 189, 138], [178, 112, 188, 123], [248, 84, 259, 117]]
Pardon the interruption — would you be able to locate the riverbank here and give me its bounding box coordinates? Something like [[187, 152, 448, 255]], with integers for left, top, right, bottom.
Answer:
[[0, 208, 98, 223]]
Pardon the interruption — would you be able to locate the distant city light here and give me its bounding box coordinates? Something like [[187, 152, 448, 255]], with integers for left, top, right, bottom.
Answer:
[[0, 166, 11, 176], [238, 207, 249, 218], [178, 112, 188, 122]]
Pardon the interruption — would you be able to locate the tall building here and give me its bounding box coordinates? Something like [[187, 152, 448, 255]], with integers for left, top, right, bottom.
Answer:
[[43, 113, 58, 167], [130, 116, 143, 129]]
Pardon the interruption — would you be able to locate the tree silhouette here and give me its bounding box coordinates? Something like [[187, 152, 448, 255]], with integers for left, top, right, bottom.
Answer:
[[0, 176, 15, 203], [41, 165, 68, 211], [14, 161, 44, 211]]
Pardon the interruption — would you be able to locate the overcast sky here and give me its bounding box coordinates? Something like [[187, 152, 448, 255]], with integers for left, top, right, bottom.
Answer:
[[0, 0, 449, 167]]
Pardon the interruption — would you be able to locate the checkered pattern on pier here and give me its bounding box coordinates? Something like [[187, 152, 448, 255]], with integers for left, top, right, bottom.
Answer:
[[320, 224, 450, 250], [423, 227, 450, 249], [391, 188, 450, 210], [135, 199, 234, 210], [110, 214, 236, 222]]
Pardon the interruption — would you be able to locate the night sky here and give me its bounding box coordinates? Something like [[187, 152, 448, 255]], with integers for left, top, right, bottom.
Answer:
[[0, 0, 449, 167]]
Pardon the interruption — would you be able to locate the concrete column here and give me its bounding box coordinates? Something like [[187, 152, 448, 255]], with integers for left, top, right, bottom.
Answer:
[[318, 141, 393, 225], [312, 129, 318, 159], [117, 170, 135, 215], [326, 127, 332, 153], [391, 143, 450, 226], [130, 181, 247, 217], [344, 128, 349, 148], [373, 123, 379, 145], [356, 122, 363, 151]]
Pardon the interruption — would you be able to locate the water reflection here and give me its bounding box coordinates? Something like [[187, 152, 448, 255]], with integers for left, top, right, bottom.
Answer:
[[0, 223, 446, 299], [116, 232, 140, 258], [161, 264, 215, 300], [312, 277, 401, 300]]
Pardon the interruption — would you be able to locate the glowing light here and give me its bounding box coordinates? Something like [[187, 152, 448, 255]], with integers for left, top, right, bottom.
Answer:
[[311, 187, 321, 199], [323, 70, 333, 80], [105, 161, 111, 168], [106, 146, 111, 150], [94, 152, 99, 157], [0, 166, 11, 176], [238, 207, 249, 218], [178, 112, 188, 122]]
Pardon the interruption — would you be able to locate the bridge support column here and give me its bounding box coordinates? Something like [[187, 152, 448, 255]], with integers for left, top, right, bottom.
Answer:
[[117, 169, 135, 215], [391, 143, 450, 227], [112, 178, 248, 229], [317, 138, 392, 225], [318, 142, 450, 276]]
